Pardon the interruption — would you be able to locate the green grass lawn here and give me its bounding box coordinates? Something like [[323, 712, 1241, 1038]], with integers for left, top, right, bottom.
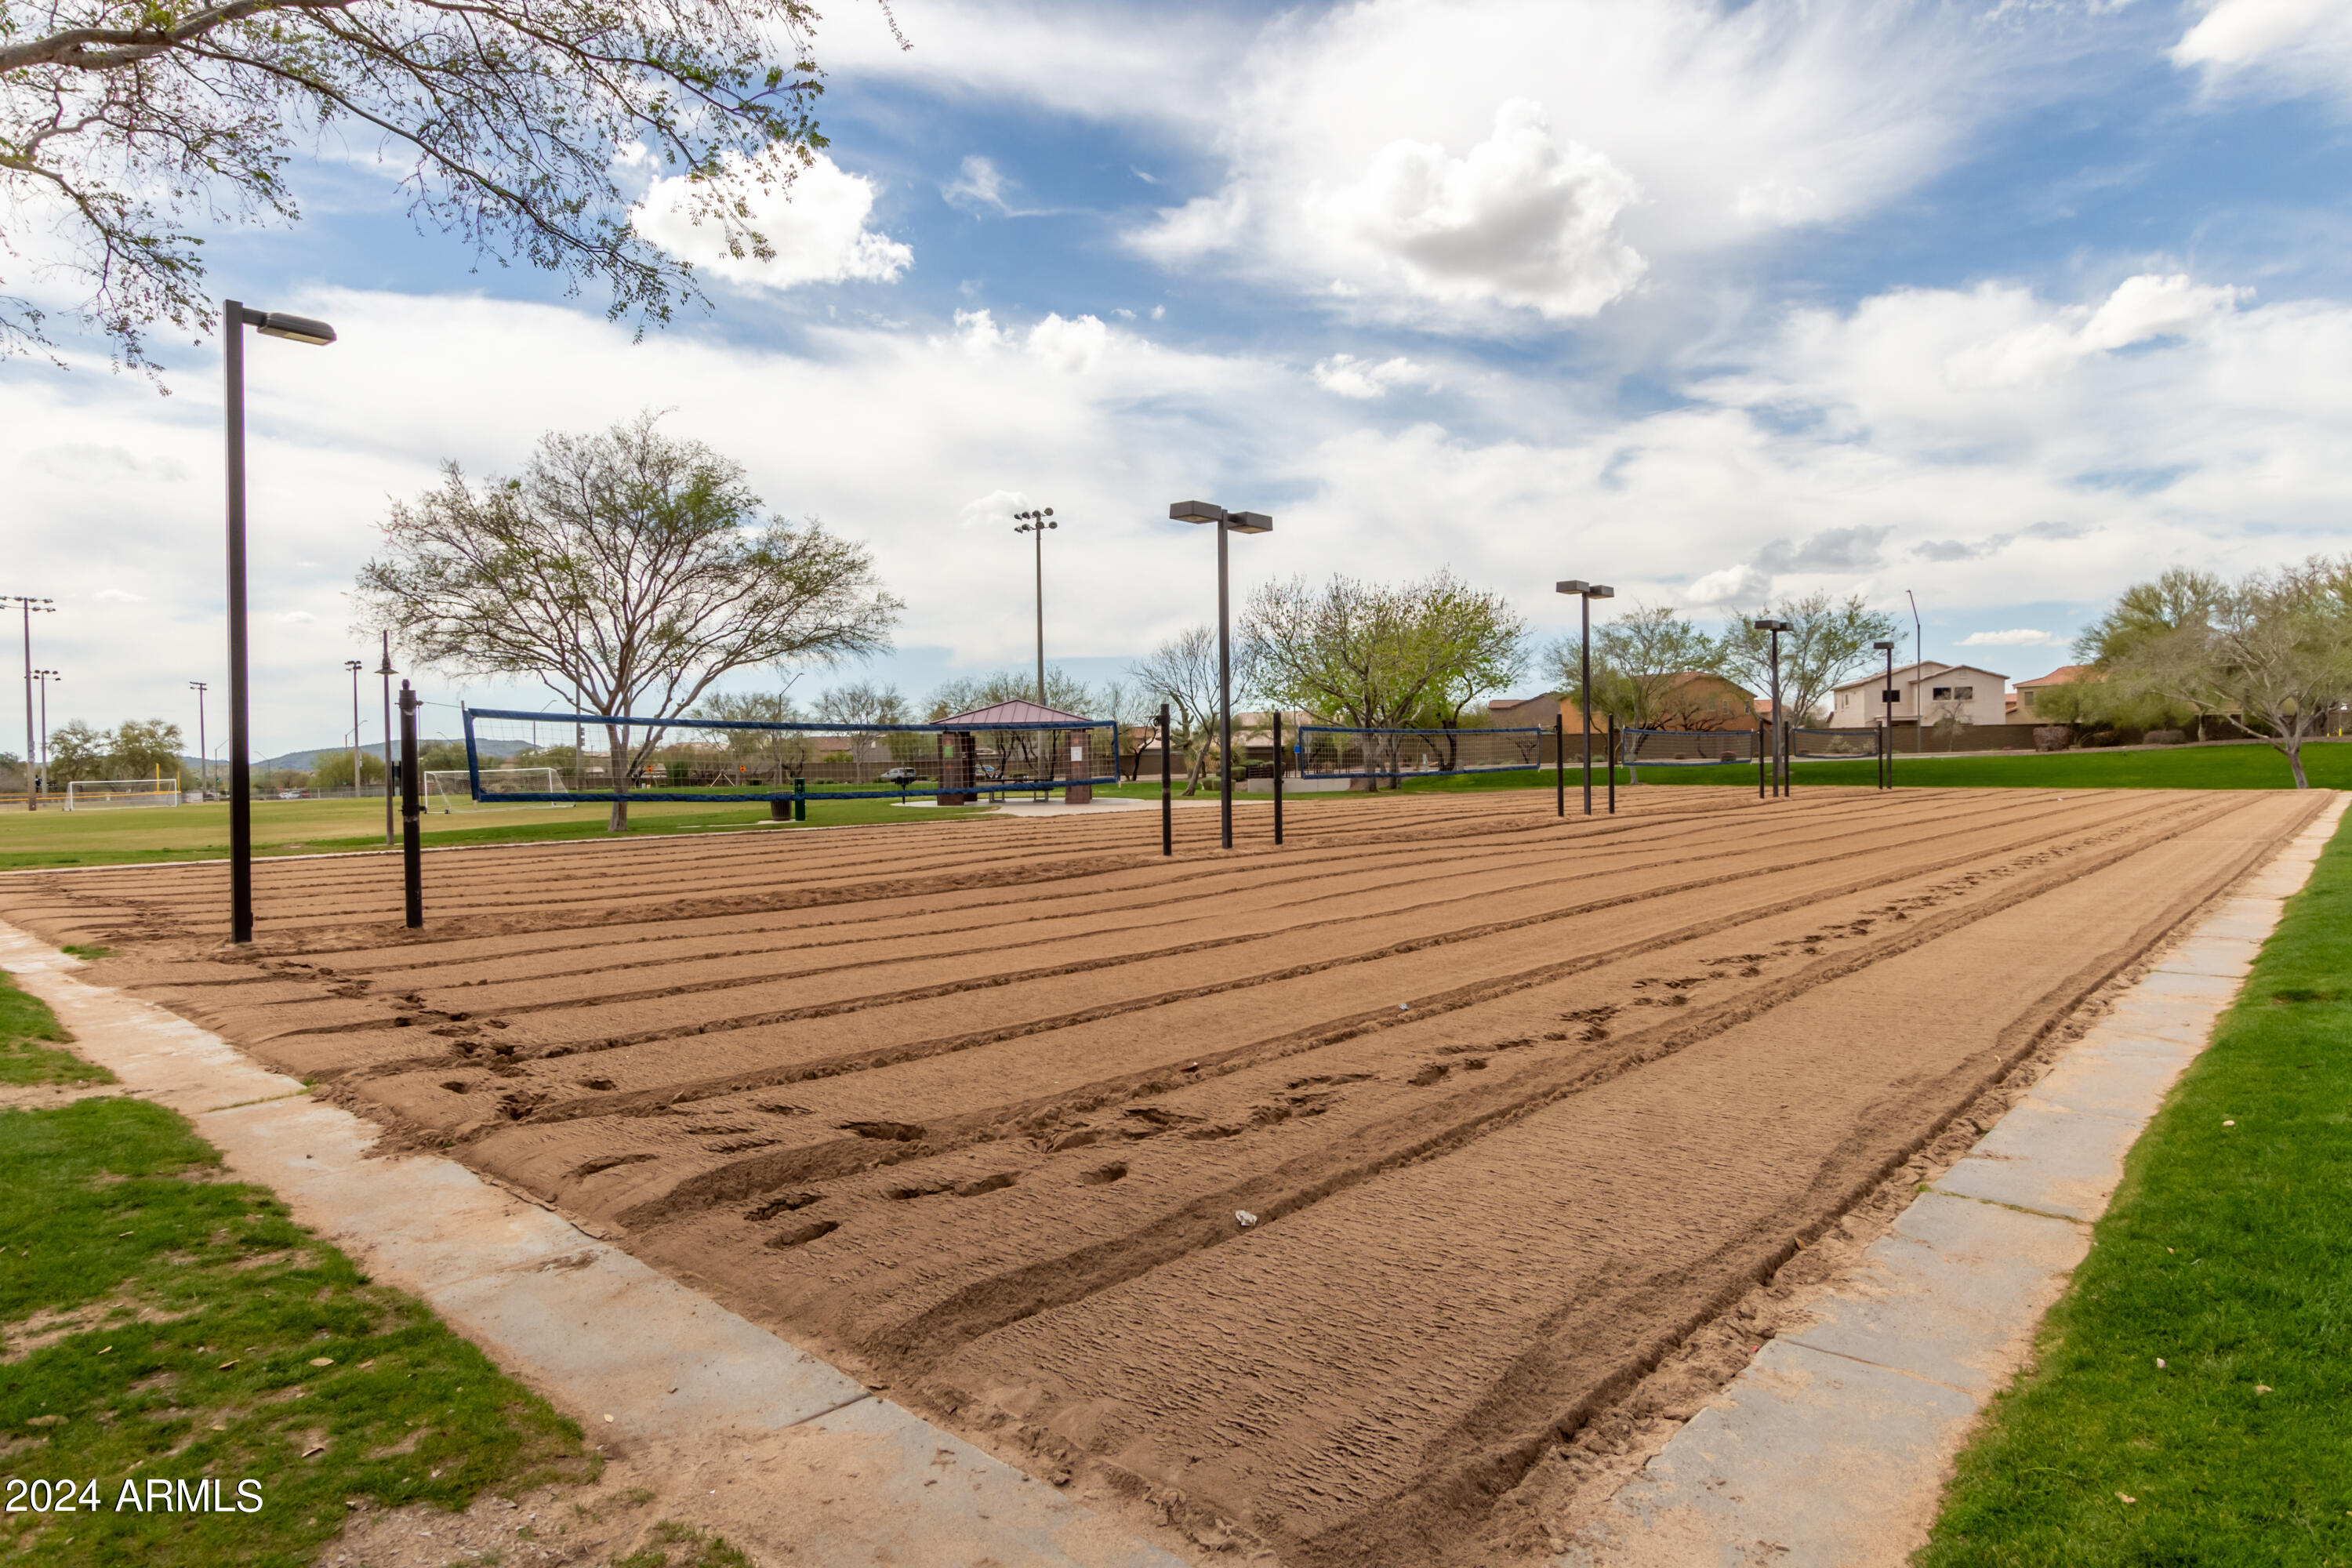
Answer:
[[1916, 809, 2352, 1565], [1358, 740, 2352, 795], [0, 794, 993, 873], [0, 968, 601, 1567]]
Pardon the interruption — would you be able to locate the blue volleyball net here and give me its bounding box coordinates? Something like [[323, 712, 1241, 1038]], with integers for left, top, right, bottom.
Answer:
[[1294, 725, 1546, 782], [459, 707, 1123, 803], [1788, 726, 1886, 761]]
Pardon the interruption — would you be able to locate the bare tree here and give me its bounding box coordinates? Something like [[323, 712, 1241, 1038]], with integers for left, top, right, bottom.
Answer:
[[2111, 557, 2352, 789], [1129, 626, 1221, 796], [691, 688, 808, 786], [356, 412, 900, 829], [1, 0, 906, 376], [813, 682, 906, 782]]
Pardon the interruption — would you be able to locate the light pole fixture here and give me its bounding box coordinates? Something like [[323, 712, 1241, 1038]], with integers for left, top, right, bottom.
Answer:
[[1873, 639, 1897, 790], [1170, 499, 1272, 851], [1556, 581, 1615, 815], [31, 670, 58, 802], [224, 299, 338, 943], [1013, 507, 1058, 706], [189, 681, 210, 800], [344, 659, 365, 803], [1751, 619, 1792, 797], [7, 597, 56, 811], [376, 634, 396, 845]]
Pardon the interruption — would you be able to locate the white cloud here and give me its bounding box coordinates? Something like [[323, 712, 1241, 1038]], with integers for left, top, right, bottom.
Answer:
[[1755, 525, 1890, 573], [956, 490, 1032, 530], [1305, 100, 1646, 319], [277, 611, 318, 626], [2172, 0, 2352, 104], [1685, 564, 1773, 606], [1025, 314, 1111, 373], [22, 444, 187, 482], [1125, 188, 1250, 266], [944, 155, 1021, 216], [1960, 629, 2064, 647], [1312, 354, 1439, 400], [93, 589, 147, 604], [633, 150, 912, 290], [1944, 274, 2244, 388]]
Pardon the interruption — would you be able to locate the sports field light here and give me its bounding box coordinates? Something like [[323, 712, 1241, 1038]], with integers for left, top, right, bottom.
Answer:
[[1556, 582, 1614, 816], [1013, 507, 1058, 706], [1170, 500, 1273, 850], [223, 298, 336, 943], [6, 596, 56, 811]]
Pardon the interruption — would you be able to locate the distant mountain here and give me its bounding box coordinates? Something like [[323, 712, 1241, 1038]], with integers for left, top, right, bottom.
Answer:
[[241, 738, 539, 773]]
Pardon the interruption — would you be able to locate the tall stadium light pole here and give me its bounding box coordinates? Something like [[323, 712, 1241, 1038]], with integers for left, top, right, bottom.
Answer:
[[1555, 581, 1614, 814], [344, 659, 364, 802], [1874, 639, 1897, 789], [377, 635, 396, 846], [189, 682, 209, 800], [223, 299, 338, 943], [1169, 501, 1273, 851], [1013, 507, 1057, 706], [1753, 619, 1791, 797], [8, 597, 56, 810], [31, 671, 59, 801]]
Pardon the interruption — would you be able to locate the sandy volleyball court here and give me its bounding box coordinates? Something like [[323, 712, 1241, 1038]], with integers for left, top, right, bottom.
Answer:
[[0, 787, 2322, 1565]]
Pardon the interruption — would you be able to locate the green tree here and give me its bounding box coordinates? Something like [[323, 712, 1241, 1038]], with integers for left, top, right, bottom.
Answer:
[[1552, 604, 1728, 730], [2045, 567, 2230, 735], [1720, 591, 1900, 727], [1240, 570, 1526, 789], [43, 719, 108, 785], [107, 717, 184, 782], [313, 750, 387, 791], [1, 0, 865, 376], [690, 690, 810, 784], [2107, 557, 2352, 788], [357, 412, 901, 830], [926, 668, 1098, 720]]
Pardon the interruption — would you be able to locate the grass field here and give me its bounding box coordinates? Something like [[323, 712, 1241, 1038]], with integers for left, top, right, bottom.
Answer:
[[0, 971, 598, 1567], [0, 795, 990, 873], [1918, 809, 2352, 1564], [1375, 740, 2352, 795]]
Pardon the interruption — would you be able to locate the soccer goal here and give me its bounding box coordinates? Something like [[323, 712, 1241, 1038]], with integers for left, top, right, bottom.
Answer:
[[423, 767, 575, 811], [64, 779, 182, 811], [1294, 725, 1545, 782]]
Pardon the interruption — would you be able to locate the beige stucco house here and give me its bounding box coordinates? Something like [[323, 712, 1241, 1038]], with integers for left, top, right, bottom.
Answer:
[[1828, 660, 2009, 730]]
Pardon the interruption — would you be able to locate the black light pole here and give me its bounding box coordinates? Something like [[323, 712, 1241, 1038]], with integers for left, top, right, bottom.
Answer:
[[399, 680, 423, 928], [188, 681, 209, 800], [1169, 501, 1272, 851], [1556, 580, 1615, 814], [223, 299, 337, 943], [377, 635, 397, 845], [1875, 639, 1897, 789], [7, 597, 55, 810], [1013, 507, 1058, 705], [1272, 709, 1283, 846], [1753, 619, 1791, 797], [1159, 702, 1172, 858]]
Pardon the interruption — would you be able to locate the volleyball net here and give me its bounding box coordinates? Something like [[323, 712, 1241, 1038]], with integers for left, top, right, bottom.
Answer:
[[1293, 725, 1547, 782], [459, 708, 1123, 803]]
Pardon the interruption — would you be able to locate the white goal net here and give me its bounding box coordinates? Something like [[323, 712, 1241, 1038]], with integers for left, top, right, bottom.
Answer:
[[423, 768, 575, 811], [65, 779, 182, 811]]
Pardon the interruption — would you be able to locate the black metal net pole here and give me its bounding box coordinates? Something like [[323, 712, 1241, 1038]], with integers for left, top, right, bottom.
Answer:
[[1273, 709, 1283, 846], [400, 681, 423, 929], [1607, 714, 1617, 814], [1160, 702, 1173, 858], [1555, 713, 1565, 817]]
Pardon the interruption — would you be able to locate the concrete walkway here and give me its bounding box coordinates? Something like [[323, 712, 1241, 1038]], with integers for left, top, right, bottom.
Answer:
[[0, 923, 1193, 1568], [1564, 793, 2347, 1567]]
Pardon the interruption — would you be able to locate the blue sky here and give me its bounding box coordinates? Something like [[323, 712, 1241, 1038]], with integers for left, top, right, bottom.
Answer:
[[5, 0, 2351, 759]]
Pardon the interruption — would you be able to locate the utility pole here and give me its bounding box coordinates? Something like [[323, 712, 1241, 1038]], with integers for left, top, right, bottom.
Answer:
[[378, 635, 397, 846], [1907, 589, 1924, 757], [345, 659, 365, 802], [31, 671, 58, 802], [6, 597, 55, 810], [189, 682, 210, 799], [1013, 508, 1057, 706]]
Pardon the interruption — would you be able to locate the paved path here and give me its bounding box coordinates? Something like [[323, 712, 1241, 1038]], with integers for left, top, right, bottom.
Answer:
[[1563, 793, 2347, 1567], [0, 922, 1196, 1568]]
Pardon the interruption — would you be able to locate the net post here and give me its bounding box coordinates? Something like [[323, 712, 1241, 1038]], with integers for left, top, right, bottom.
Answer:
[[1757, 720, 1766, 799], [1607, 715, 1617, 814], [1555, 714, 1565, 817], [794, 775, 806, 822], [1160, 703, 1173, 858], [399, 681, 423, 930], [463, 706, 483, 803], [1272, 710, 1283, 846]]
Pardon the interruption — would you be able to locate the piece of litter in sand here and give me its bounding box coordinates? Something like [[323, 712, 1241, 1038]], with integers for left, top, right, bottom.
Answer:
[[1398, 1003, 1410, 1011], [1235, 1211, 1258, 1229], [303, 1443, 327, 1457], [603, 1414, 615, 1423]]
